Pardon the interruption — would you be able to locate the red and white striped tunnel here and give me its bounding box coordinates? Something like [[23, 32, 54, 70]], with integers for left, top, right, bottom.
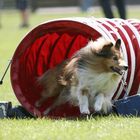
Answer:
[[10, 17, 140, 118]]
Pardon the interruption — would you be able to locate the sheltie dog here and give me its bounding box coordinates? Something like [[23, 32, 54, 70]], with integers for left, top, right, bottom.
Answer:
[[35, 37, 128, 115]]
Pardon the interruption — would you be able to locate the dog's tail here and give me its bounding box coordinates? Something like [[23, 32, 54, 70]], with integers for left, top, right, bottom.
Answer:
[[37, 69, 52, 86], [59, 57, 79, 86]]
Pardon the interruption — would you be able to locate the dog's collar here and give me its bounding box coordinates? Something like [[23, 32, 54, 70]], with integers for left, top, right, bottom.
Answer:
[[121, 72, 128, 99]]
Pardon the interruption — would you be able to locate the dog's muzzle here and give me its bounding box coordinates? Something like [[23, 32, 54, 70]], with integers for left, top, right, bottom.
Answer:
[[110, 66, 128, 75]]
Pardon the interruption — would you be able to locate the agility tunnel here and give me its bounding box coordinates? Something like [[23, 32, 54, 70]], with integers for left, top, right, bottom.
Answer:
[[10, 17, 140, 117]]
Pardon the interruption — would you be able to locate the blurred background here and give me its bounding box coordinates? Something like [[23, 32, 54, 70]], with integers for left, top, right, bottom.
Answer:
[[1, 0, 140, 29], [1, 0, 140, 12], [0, 0, 140, 105]]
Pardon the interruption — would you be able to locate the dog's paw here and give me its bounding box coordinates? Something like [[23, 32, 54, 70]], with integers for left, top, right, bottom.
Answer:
[[43, 108, 51, 116], [81, 110, 90, 115], [94, 102, 102, 112], [80, 107, 90, 115]]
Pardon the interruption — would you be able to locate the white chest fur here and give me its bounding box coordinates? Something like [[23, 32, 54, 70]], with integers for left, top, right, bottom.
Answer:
[[77, 68, 121, 95]]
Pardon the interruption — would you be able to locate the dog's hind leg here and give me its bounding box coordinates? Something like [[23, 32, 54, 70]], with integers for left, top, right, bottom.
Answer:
[[35, 97, 47, 108], [35, 97, 48, 108], [43, 88, 70, 116], [43, 98, 60, 116], [35, 91, 52, 108]]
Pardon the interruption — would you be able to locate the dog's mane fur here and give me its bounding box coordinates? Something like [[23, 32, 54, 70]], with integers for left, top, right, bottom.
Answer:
[[61, 37, 120, 86]]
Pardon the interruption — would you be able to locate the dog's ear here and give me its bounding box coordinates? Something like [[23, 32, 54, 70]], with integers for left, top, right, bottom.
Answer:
[[115, 39, 121, 50], [105, 42, 114, 49], [96, 42, 113, 57]]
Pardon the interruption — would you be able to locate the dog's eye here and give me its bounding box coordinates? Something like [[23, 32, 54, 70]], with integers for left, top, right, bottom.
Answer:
[[113, 56, 118, 60]]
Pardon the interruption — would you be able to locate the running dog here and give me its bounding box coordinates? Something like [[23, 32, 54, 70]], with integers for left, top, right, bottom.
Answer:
[[35, 37, 128, 115]]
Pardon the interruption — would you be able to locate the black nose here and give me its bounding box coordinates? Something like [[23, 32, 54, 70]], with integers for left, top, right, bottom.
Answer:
[[123, 66, 128, 70]]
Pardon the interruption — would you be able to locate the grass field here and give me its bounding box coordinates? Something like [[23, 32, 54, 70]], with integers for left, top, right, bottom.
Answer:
[[0, 7, 140, 140]]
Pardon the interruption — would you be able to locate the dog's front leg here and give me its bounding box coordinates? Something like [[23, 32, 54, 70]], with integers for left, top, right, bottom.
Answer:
[[101, 95, 113, 114], [94, 93, 104, 112], [77, 88, 90, 115]]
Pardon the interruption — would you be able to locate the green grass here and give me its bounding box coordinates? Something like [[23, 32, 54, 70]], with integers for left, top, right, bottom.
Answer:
[[0, 116, 140, 140], [0, 7, 140, 140]]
